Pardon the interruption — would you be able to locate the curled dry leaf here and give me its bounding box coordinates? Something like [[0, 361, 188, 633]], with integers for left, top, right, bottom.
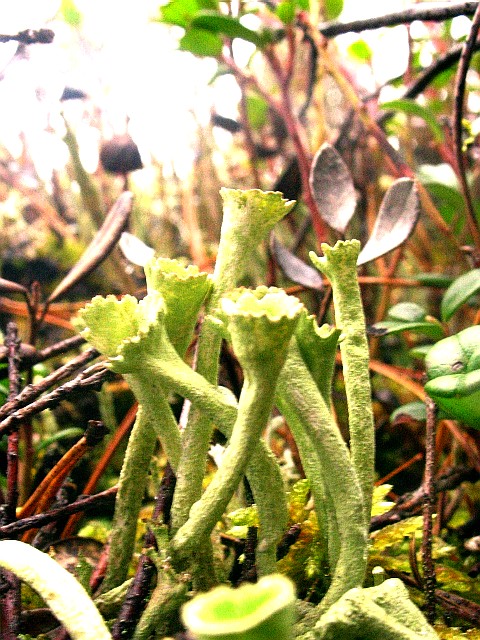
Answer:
[[47, 192, 134, 304], [0, 278, 29, 296], [309, 142, 357, 235], [270, 234, 323, 290], [357, 178, 421, 266]]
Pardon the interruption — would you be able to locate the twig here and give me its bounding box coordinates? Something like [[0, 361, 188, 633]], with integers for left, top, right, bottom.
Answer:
[[19, 421, 109, 521], [390, 570, 480, 627], [61, 402, 138, 537], [1, 323, 21, 638], [0, 487, 117, 539], [34, 334, 87, 363], [5, 323, 21, 520], [370, 465, 479, 531], [452, 2, 480, 250], [0, 347, 100, 422], [0, 29, 54, 44], [318, 1, 479, 38], [0, 364, 109, 436], [399, 41, 480, 103], [0, 334, 86, 367]]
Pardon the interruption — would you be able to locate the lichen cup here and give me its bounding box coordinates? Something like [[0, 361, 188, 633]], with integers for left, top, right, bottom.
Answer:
[[181, 574, 296, 640]]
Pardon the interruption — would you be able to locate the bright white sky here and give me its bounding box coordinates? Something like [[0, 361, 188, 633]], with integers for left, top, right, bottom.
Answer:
[[0, 0, 472, 182]]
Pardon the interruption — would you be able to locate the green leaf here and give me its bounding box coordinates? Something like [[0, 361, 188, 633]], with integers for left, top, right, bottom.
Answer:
[[276, 1, 296, 24], [387, 302, 427, 323], [371, 319, 445, 340], [324, 0, 343, 20], [416, 272, 454, 288], [380, 98, 444, 142], [61, 0, 82, 27], [441, 269, 480, 321], [371, 484, 394, 517], [347, 39, 372, 62], [425, 182, 465, 231], [408, 344, 433, 359], [246, 94, 269, 130], [190, 12, 267, 47], [370, 516, 423, 552], [179, 28, 223, 57], [158, 0, 218, 27]]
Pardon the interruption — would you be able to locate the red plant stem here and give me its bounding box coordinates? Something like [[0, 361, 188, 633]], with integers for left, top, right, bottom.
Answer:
[[61, 402, 138, 538], [452, 2, 480, 250], [265, 46, 329, 245], [422, 397, 438, 624], [375, 452, 424, 487], [221, 49, 329, 245]]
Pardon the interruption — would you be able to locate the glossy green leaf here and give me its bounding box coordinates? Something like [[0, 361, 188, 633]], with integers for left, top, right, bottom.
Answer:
[[347, 39, 372, 62], [425, 327, 480, 427], [408, 344, 433, 360], [324, 0, 343, 20], [441, 269, 480, 321], [380, 98, 444, 142], [370, 319, 444, 340], [190, 12, 267, 47], [416, 272, 454, 288], [179, 28, 223, 57]]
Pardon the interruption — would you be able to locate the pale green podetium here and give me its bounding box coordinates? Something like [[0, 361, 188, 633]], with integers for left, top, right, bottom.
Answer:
[[170, 287, 302, 570], [310, 240, 375, 528], [0, 540, 112, 640]]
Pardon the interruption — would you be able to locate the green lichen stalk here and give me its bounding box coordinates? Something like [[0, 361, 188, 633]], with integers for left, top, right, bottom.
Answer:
[[171, 190, 295, 556], [310, 241, 375, 527], [171, 288, 302, 570]]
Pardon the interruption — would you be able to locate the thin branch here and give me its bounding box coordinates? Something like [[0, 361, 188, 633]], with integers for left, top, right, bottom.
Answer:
[[370, 465, 479, 531], [0, 364, 109, 436], [0, 348, 100, 422], [0, 487, 118, 539], [1, 323, 21, 639], [453, 2, 480, 249], [391, 570, 480, 627], [5, 323, 21, 519], [319, 1, 479, 38]]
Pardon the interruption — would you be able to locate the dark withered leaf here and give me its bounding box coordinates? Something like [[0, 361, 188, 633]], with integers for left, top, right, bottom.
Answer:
[[309, 142, 357, 234], [47, 192, 133, 303], [357, 178, 420, 266], [100, 135, 143, 174], [271, 234, 323, 290]]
